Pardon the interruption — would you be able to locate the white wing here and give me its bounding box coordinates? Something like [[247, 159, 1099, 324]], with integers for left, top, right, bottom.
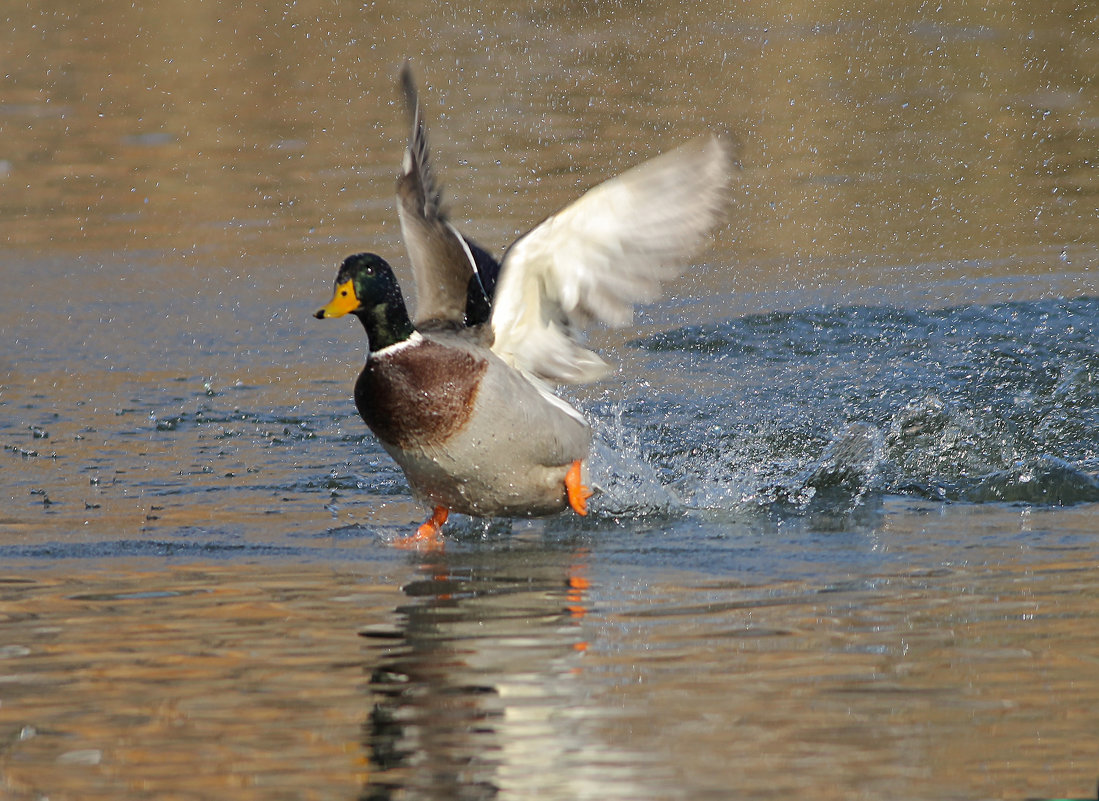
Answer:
[[490, 136, 731, 384]]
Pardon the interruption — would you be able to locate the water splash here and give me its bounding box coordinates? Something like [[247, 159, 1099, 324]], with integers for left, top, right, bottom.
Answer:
[[614, 295, 1099, 511]]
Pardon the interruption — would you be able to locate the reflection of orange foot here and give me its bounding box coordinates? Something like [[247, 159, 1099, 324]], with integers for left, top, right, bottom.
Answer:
[[565, 460, 593, 516], [566, 574, 590, 619], [394, 506, 449, 550]]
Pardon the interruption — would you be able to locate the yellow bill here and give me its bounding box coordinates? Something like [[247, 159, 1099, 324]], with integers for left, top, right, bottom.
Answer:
[[314, 279, 360, 319]]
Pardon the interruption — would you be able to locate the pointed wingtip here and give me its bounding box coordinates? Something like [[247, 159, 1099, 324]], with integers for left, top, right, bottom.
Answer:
[[695, 134, 735, 186], [670, 134, 736, 227], [705, 132, 742, 175], [395, 60, 444, 215], [709, 133, 733, 165], [398, 61, 418, 121]]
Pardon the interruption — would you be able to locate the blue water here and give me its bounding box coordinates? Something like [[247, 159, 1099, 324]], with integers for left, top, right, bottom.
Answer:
[[3, 283, 1096, 584], [621, 294, 1099, 505]]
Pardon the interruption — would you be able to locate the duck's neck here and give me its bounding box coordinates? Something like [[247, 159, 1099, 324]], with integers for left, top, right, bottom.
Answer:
[[357, 295, 416, 353]]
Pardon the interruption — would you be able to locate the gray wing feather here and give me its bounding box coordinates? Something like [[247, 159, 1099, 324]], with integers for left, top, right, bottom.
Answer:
[[395, 64, 479, 326]]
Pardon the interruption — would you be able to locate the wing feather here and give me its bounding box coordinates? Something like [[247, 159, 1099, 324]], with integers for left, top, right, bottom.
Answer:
[[396, 64, 491, 326], [490, 136, 732, 384]]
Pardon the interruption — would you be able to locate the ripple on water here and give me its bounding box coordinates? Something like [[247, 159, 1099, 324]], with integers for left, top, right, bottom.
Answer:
[[1, 296, 1097, 552]]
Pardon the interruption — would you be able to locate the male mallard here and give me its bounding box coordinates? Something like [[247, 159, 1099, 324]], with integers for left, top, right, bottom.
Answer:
[[315, 65, 730, 545]]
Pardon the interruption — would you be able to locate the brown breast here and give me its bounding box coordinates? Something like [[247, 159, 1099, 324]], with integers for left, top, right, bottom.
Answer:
[[353, 338, 488, 451]]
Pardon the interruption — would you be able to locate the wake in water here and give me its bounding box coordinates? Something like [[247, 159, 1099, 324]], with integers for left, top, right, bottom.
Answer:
[[583, 295, 1099, 518]]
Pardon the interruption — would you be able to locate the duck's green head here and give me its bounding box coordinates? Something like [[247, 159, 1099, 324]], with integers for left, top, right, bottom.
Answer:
[[314, 253, 414, 350]]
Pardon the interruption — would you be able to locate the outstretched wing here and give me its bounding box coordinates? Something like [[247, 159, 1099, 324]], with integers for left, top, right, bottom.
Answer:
[[395, 64, 496, 327], [490, 136, 732, 384]]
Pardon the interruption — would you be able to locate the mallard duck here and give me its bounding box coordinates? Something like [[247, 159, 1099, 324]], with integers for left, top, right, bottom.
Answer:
[[315, 64, 730, 545]]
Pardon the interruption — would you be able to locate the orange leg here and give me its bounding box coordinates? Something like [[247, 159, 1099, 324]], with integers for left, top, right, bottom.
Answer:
[[565, 460, 593, 516], [395, 505, 449, 550]]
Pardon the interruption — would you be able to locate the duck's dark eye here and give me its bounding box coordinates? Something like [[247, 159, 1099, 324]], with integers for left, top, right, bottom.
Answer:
[[340, 289, 348, 297]]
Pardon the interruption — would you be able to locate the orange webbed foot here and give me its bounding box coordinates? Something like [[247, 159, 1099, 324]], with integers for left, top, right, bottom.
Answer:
[[394, 505, 449, 550], [565, 460, 593, 516]]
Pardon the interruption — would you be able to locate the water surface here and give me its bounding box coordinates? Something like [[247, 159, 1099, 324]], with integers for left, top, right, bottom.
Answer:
[[2, 1, 1098, 799]]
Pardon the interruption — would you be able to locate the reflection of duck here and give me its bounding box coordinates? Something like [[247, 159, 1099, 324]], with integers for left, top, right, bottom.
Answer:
[[359, 545, 653, 800], [315, 64, 730, 545]]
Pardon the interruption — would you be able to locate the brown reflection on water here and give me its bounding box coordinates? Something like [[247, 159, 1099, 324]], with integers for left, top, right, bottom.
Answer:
[[591, 559, 1099, 800], [0, 563, 399, 800], [2, 552, 1099, 800], [2, 0, 1096, 297]]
